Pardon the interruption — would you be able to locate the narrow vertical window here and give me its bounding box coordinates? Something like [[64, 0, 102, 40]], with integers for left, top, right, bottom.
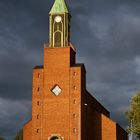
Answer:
[[37, 101, 40, 106], [38, 87, 40, 91], [73, 72, 77, 76], [73, 86, 76, 90], [38, 73, 40, 78], [73, 99, 76, 104], [73, 114, 76, 118], [37, 114, 39, 119], [37, 129, 39, 133], [73, 128, 77, 133]]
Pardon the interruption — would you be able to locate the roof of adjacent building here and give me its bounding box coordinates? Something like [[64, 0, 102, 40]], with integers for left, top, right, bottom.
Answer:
[[49, 0, 69, 14], [33, 65, 43, 69]]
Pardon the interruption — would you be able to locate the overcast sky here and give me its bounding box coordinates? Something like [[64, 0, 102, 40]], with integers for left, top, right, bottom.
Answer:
[[0, 0, 140, 139]]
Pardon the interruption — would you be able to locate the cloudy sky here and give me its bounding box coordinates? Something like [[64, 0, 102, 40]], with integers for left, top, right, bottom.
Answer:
[[0, 0, 140, 139]]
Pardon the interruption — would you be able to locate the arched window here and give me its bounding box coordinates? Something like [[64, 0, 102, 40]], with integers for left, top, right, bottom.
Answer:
[[50, 136, 60, 140], [54, 31, 62, 47]]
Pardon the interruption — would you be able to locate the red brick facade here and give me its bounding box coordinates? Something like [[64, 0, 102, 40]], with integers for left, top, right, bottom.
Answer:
[[23, 45, 128, 140]]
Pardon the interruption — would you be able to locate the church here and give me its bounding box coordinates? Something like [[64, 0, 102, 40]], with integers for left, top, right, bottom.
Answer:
[[23, 0, 128, 139]]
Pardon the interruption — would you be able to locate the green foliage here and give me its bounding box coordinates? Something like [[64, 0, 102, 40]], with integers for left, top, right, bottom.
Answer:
[[0, 136, 5, 140], [126, 92, 140, 138], [14, 129, 23, 140]]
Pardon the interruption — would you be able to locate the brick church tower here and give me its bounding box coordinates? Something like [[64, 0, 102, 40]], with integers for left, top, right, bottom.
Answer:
[[23, 0, 128, 140]]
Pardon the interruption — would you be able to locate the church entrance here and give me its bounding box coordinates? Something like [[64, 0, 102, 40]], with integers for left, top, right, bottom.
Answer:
[[49, 136, 62, 140]]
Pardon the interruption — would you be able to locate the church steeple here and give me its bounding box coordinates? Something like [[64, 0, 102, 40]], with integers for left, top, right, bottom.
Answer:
[[49, 0, 69, 14], [49, 0, 71, 47]]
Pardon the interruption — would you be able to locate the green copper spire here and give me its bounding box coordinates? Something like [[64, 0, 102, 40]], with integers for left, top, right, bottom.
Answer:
[[49, 0, 69, 14]]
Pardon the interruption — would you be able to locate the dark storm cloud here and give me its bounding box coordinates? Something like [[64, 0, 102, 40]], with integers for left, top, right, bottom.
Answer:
[[74, 0, 140, 130], [0, 98, 31, 140], [0, 0, 140, 139]]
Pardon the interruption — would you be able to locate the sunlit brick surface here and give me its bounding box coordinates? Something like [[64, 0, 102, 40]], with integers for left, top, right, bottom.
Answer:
[[23, 46, 128, 140]]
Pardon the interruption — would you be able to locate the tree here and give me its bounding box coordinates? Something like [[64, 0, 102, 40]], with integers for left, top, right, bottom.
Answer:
[[126, 92, 140, 139], [14, 129, 23, 140], [0, 136, 5, 140]]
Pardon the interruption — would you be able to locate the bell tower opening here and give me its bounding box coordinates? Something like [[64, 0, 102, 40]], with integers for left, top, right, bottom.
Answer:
[[54, 31, 63, 47], [49, 0, 71, 48]]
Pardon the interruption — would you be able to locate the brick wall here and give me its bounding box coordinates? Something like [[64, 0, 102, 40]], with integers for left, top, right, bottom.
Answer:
[[23, 120, 32, 140], [23, 46, 128, 140], [101, 113, 117, 140], [116, 124, 128, 140]]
